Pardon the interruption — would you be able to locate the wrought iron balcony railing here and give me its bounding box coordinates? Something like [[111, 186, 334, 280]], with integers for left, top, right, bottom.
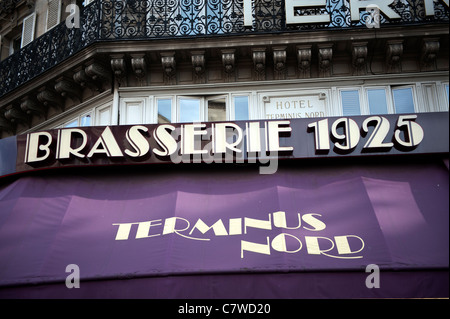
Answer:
[[0, 0, 448, 98]]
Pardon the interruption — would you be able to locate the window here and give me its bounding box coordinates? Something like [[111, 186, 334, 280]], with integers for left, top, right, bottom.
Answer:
[[9, 35, 22, 56], [120, 98, 150, 125], [157, 94, 249, 124], [392, 87, 415, 113], [21, 13, 36, 48], [366, 88, 389, 115], [63, 113, 92, 128], [55, 102, 112, 128], [233, 96, 250, 121], [340, 89, 361, 116], [178, 97, 202, 123], [157, 98, 172, 124], [46, 0, 62, 32], [207, 96, 227, 122]]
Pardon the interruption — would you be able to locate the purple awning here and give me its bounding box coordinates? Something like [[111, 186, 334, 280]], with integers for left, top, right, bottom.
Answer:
[[0, 159, 448, 298]]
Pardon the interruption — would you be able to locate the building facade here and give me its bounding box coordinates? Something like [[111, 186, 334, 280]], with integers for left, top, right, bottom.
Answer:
[[0, 0, 448, 298]]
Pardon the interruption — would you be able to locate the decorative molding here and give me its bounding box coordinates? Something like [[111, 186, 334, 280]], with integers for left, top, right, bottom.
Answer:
[[37, 86, 64, 111], [54, 75, 81, 102], [4, 105, 29, 127], [85, 59, 112, 88], [110, 54, 127, 85], [296, 45, 312, 79], [161, 52, 176, 85], [421, 38, 440, 71], [386, 40, 403, 73], [352, 42, 368, 76], [221, 49, 236, 82], [318, 44, 333, 77], [252, 48, 266, 81], [273, 46, 287, 80], [20, 95, 45, 118], [191, 50, 206, 84], [73, 65, 102, 92], [131, 53, 147, 83]]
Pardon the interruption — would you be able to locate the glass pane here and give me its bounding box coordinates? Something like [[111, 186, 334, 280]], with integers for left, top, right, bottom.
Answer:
[[341, 90, 361, 116], [97, 108, 111, 126], [64, 119, 78, 128], [393, 88, 414, 114], [126, 102, 144, 125], [367, 89, 388, 114], [80, 114, 91, 126], [234, 96, 249, 120], [179, 98, 200, 123], [157, 99, 172, 123], [208, 97, 226, 122]]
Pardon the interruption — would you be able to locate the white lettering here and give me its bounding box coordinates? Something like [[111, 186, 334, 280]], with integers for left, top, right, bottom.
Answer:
[[153, 124, 177, 157], [56, 128, 88, 160], [124, 125, 150, 157], [25, 131, 52, 163], [267, 120, 294, 153], [87, 126, 123, 158]]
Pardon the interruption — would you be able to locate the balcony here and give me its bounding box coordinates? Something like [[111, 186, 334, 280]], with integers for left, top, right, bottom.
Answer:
[[0, 0, 448, 99]]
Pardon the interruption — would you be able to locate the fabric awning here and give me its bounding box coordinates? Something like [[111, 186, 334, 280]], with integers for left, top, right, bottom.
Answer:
[[0, 158, 448, 298]]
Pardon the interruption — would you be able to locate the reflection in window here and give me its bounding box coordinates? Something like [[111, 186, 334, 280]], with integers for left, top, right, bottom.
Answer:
[[179, 98, 200, 123], [341, 90, 361, 116], [64, 119, 78, 128], [392, 87, 415, 113], [207, 97, 226, 122], [157, 99, 172, 123], [367, 89, 388, 114], [80, 114, 91, 126], [234, 96, 249, 120]]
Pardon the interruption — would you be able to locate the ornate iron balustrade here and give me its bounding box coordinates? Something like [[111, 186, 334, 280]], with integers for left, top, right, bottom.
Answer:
[[0, 0, 448, 98]]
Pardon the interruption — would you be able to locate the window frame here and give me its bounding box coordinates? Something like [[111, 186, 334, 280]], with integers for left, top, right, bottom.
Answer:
[[391, 85, 418, 114], [338, 87, 363, 116]]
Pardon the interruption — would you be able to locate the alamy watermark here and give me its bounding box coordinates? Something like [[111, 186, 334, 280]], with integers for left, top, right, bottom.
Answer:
[[365, 264, 380, 289], [64, 3, 387, 30], [65, 263, 80, 289], [65, 4, 80, 29]]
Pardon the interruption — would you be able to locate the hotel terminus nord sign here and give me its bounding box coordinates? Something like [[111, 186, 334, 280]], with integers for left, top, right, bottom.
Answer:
[[0, 112, 447, 178]]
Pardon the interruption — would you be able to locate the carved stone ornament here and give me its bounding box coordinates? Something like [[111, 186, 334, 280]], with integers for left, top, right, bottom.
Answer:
[[20, 95, 46, 117], [73, 66, 90, 87], [221, 49, 236, 82], [191, 51, 206, 84], [273, 46, 287, 80], [318, 44, 333, 77], [386, 40, 403, 73], [352, 42, 368, 75], [110, 54, 127, 79], [421, 38, 440, 70], [296, 45, 311, 79], [37, 86, 64, 111], [252, 48, 266, 81], [161, 52, 176, 85], [85, 59, 112, 83], [4, 105, 29, 126], [131, 53, 147, 78], [54, 75, 81, 102]]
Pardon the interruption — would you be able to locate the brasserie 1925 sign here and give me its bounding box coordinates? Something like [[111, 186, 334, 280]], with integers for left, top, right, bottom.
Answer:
[[0, 112, 445, 178]]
